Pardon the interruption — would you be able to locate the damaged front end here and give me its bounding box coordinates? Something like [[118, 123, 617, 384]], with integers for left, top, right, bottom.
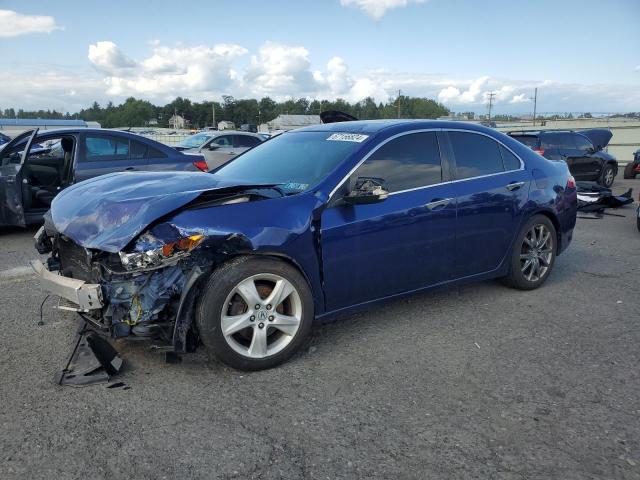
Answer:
[[33, 221, 210, 353]]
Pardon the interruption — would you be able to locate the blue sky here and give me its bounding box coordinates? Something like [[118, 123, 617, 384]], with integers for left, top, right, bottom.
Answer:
[[1, 0, 639, 114]]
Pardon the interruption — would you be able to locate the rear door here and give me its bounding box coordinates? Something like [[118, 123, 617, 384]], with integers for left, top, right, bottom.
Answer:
[[74, 133, 148, 182], [567, 133, 600, 180], [0, 129, 38, 226], [444, 130, 530, 278]]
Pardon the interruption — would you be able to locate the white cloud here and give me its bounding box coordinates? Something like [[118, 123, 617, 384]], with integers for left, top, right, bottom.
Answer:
[[438, 76, 489, 104], [340, 0, 426, 20], [89, 41, 137, 76], [88, 41, 247, 100], [3, 40, 640, 115], [510, 93, 529, 104], [0, 9, 62, 37]]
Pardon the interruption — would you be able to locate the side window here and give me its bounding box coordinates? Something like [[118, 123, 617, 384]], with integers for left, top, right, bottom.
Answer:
[[499, 145, 521, 171], [353, 132, 442, 193], [573, 134, 593, 152], [130, 140, 148, 159], [212, 136, 232, 147], [85, 135, 129, 161], [235, 135, 261, 148], [449, 132, 504, 179]]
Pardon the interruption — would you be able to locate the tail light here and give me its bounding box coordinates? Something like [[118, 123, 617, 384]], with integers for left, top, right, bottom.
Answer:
[[533, 148, 545, 156], [566, 175, 576, 189], [192, 159, 208, 172]]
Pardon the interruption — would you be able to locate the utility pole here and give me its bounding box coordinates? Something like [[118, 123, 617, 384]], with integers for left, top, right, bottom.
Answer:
[[487, 92, 496, 122], [212, 102, 216, 129], [531, 88, 538, 127], [397, 89, 402, 118]]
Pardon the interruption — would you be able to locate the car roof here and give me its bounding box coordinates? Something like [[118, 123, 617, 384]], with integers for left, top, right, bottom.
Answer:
[[295, 119, 500, 135]]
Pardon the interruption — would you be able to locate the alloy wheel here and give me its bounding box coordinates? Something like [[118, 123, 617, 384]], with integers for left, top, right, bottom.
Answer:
[[220, 273, 302, 359], [604, 167, 614, 187], [520, 224, 553, 282]]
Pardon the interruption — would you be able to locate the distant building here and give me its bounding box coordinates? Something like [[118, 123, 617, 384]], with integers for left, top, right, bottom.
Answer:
[[218, 120, 235, 130], [147, 118, 158, 126], [265, 114, 320, 132], [168, 114, 186, 130], [0, 118, 98, 137]]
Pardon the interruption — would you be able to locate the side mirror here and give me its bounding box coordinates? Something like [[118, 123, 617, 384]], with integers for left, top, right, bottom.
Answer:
[[343, 177, 389, 205], [208, 143, 220, 151]]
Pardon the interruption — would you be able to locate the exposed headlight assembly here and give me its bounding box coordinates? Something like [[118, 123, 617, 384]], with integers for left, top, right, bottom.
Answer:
[[119, 234, 205, 270]]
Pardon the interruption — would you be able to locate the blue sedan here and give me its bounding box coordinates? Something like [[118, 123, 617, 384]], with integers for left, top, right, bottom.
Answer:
[[33, 120, 577, 370]]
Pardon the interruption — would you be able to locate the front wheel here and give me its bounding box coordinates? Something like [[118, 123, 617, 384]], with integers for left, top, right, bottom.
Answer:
[[599, 164, 615, 188], [502, 215, 557, 290], [623, 163, 637, 180], [196, 256, 314, 370]]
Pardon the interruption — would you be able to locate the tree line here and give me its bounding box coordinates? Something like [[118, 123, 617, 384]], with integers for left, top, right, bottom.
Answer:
[[0, 95, 450, 129]]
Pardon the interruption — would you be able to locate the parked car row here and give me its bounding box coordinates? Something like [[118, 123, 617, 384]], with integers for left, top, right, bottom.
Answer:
[[0, 128, 208, 227]]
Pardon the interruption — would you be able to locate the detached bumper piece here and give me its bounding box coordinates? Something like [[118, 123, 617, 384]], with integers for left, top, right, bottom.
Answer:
[[30, 259, 103, 312], [54, 320, 123, 387]]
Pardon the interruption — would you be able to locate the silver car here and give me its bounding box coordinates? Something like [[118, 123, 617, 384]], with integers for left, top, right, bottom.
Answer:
[[176, 131, 264, 171]]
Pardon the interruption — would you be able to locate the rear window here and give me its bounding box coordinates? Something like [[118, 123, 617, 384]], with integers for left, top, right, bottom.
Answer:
[[541, 133, 575, 150], [511, 135, 539, 149]]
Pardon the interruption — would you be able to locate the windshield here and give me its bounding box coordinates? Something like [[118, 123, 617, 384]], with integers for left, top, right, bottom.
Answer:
[[176, 133, 214, 149], [213, 131, 364, 191]]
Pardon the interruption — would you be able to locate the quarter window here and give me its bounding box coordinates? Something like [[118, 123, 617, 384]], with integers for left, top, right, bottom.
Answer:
[[449, 132, 504, 179], [499, 145, 521, 171], [353, 132, 442, 192]]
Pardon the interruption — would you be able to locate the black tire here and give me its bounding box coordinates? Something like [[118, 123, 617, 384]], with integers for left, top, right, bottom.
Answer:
[[502, 215, 557, 290], [196, 256, 314, 370], [599, 164, 615, 188], [623, 163, 637, 180]]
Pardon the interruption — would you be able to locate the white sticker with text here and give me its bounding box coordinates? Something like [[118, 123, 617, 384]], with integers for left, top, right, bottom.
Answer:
[[326, 133, 369, 143]]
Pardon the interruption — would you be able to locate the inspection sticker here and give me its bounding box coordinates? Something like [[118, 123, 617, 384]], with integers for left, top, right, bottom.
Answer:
[[326, 133, 369, 143]]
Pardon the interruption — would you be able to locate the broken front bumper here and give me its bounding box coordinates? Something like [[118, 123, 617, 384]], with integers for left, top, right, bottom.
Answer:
[[30, 259, 104, 312]]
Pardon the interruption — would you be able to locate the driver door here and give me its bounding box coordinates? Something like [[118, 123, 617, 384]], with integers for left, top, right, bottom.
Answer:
[[201, 135, 236, 170], [0, 129, 38, 226], [320, 131, 457, 311]]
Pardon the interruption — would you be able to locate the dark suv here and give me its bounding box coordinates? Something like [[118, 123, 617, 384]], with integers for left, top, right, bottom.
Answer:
[[508, 129, 617, 187]]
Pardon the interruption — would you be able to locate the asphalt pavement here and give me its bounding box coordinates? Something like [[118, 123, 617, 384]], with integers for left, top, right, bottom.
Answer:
[[0, 179, 639, 479]]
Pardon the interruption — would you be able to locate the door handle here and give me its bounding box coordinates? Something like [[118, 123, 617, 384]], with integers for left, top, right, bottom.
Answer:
[[227, 152, 236, 155], [506, 181, 525, 191], [125, 167, 136, 171], [424, 198, 452, 210]]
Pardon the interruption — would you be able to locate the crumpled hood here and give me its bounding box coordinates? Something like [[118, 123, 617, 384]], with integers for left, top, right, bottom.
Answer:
[[50, 171, 266, 252]]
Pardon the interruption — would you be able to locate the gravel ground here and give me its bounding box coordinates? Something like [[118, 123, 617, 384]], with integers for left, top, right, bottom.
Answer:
[[0, 179, 638, 480]]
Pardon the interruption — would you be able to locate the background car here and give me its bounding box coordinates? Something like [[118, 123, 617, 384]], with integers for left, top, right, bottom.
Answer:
[[0, 132, 10, 149], [623, 149, 640, 179], [176, 130, 264, 170], [34, 121, 577, 370], [508, 129, 617, 187], [0, 128, 208, 227]]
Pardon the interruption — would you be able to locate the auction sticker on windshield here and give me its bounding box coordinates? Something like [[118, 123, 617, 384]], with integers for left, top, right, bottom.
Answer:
[[327, 133, 369, 143]]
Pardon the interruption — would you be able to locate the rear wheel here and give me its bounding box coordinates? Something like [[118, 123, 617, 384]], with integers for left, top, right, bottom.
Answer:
[[599, 164, 615, 188], [196, 256, 313, 370], [502, 215, 557, 290], [623, 163, 637, 180]]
